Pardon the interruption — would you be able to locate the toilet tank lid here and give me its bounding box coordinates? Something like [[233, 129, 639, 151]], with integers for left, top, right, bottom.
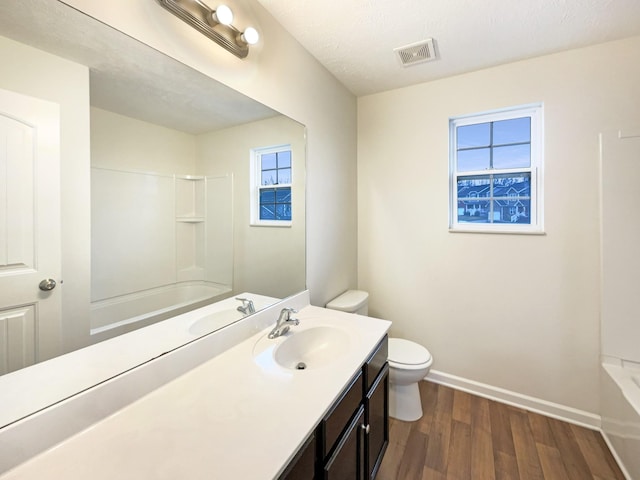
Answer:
[[325, 290, 369, 312]]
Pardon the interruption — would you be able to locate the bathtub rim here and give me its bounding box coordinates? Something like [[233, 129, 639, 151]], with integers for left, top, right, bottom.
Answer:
[[600, 357, 640, 480], [602, 357, 640, 418], [89, 281, 232, 335]]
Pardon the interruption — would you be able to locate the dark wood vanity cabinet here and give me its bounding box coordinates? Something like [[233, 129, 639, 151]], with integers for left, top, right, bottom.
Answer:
[[365, 363, 389, 480], [363, 338, 389, 480], [280, 335, 388, 480], [322, 334, 388, 480]]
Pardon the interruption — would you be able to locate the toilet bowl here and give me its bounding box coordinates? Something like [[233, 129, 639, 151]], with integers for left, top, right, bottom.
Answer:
[[388, 338, 432, 422]]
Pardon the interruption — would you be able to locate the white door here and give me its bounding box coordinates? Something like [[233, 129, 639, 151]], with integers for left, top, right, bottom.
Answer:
[[0, 88, 61, 375], [601, 129, 640, 364]]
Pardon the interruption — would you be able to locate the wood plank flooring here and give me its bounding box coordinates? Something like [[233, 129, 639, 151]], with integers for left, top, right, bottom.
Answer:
[[377, 381, 626, 480]]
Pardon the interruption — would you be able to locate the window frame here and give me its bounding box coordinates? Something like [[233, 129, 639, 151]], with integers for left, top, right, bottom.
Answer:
[[449, 103, 544, 234], [250, 144, 293, 227]]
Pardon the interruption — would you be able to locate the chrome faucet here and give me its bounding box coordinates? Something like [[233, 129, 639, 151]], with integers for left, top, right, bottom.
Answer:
[[268, 307, 299, 339], [236, 297, 255, 316]]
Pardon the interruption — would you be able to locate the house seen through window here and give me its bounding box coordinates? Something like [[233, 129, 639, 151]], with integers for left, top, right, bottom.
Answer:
[[251, 145, 292, 226], [449, 104, 543, 233]]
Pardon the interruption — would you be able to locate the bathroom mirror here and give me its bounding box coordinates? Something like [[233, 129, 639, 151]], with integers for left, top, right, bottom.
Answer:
[[0, 0, 305, 425]]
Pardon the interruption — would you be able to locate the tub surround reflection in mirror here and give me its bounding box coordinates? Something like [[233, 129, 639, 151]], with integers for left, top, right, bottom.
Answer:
[[89, 108, 305, 344]]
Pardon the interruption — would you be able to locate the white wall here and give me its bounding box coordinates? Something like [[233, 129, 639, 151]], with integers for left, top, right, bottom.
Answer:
[[196, 116, 306, 298], [90, 107, 197, 174], [61, 0, 358, 308], [0, 35, 91, 354], [357, 36, 640, 415]]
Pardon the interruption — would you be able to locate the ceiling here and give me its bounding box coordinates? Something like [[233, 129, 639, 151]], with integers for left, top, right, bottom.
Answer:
[[256, 0, 640, 96]]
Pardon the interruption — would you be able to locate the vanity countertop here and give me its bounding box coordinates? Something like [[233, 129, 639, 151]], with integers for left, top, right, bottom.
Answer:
[[0, 306, 391, 479]]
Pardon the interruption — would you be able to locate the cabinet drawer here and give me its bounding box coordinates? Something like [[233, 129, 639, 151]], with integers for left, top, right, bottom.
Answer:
[[320, 370, 363, 460], [364, 335, 388, 392]]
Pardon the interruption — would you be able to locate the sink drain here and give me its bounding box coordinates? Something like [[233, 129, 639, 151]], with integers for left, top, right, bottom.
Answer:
[[295, 362, 307, 370]]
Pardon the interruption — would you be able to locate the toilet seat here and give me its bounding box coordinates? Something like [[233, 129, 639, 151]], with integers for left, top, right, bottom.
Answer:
[[388, 338, 432, 370]]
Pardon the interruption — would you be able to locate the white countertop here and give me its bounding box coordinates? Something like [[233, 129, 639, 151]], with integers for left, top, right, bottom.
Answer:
[[1, 305, 390, 479], [0, 293, 277, 430]]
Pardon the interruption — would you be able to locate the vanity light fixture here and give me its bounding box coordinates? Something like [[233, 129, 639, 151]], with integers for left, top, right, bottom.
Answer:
[[156, 0, 260, 59]]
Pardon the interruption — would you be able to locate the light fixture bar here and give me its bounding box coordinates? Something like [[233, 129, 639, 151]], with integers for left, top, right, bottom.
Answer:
[[156, 0, 250, 58]]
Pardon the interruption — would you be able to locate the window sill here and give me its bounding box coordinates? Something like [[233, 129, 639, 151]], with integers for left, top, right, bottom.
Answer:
[[250, 221, 292, 228], [449, 227, 545, 235]]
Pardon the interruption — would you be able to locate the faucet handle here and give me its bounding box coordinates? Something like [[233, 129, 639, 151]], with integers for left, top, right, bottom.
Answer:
[[281, 307, 297, 318], [278, 307, 298, 322], [269, 307, 299, 339], [236, 297, 255, 314]]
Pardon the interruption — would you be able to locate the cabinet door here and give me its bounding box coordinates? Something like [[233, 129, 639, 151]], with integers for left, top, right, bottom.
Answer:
[[323, 406, 365, 480], [366, 364, 389, 480], [279, 433, 316, 480]]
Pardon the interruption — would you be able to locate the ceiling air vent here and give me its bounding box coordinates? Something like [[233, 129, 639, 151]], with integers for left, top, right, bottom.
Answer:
[[394, 38, 437, 67]]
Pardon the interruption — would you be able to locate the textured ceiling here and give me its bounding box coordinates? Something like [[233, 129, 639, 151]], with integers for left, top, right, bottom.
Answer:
[[256, 0, 640, 96]]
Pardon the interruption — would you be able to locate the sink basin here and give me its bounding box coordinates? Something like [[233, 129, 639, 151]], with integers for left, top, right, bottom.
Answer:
[[273, 326, 350, 370], [188, 309, 243, 335]]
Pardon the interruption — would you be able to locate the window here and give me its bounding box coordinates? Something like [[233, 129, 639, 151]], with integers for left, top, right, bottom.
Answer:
[[449, 104, 543, 233], [250, 145, 292, 226]]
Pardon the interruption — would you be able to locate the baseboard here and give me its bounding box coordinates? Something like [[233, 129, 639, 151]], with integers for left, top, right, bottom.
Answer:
[[425, 369, 602, 430]]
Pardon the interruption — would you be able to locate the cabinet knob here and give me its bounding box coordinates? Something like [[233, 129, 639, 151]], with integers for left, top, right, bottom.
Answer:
[[361, 424, 370, 434]]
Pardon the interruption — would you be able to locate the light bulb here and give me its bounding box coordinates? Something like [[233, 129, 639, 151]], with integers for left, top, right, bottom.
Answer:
[[241, 27, 259, 45], [212, 4, 233, 25]]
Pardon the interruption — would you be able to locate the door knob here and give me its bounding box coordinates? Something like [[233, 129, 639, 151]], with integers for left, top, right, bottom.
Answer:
[[39, 278, 57, 291]]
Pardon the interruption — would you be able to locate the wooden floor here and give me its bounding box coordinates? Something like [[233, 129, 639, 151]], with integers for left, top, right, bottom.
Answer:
[[377, 381, 625, 480]]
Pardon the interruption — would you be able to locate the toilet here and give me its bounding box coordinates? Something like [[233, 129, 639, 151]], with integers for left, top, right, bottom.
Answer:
[[326, 290, 433, 422]]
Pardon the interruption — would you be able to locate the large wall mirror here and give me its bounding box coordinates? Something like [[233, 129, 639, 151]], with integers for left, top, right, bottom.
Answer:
[[0, 0, 305, 426]]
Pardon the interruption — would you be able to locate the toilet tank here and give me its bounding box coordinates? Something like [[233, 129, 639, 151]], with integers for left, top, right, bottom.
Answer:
[[325, 290, 369, 315]]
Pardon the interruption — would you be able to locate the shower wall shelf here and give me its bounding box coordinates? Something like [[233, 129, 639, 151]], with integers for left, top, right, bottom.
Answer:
[[176, 176, 206, 281]]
